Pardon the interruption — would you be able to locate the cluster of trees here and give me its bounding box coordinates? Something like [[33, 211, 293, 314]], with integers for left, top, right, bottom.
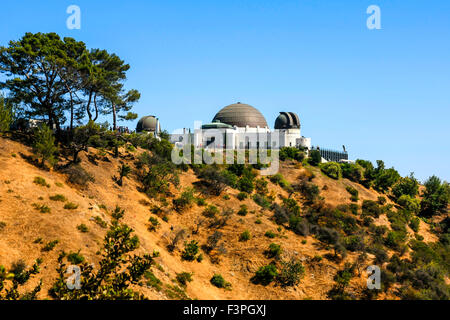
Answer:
[[0, 32, 140, 136], [317, 157, 448, 218]]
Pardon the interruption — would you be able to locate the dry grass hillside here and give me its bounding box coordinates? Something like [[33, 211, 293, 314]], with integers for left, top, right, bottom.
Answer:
[[0, 136, 446, 300]]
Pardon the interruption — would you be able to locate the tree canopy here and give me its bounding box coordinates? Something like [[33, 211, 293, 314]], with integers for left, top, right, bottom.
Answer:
[[0, 32, 139, 136]]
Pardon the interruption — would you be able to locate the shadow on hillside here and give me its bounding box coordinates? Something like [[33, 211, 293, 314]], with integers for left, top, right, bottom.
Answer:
[[7, 131, 34, 147], [19, 152, 49, 172]]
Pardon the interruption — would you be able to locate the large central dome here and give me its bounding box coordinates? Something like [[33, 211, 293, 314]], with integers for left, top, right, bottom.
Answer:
[[212, 102, 268, 128]]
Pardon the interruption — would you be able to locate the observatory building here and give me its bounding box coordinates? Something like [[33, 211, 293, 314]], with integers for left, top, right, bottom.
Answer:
[[168, 102, 311, 150], [138, 102, 348, 162], [136, 115, 161, 135]]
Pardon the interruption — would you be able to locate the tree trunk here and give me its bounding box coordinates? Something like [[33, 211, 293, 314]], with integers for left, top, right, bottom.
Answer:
[[112, 103, 117, 131], [93, 93, 99, 122], [69, 91, 74, 131], [86, 91, 93, 121]]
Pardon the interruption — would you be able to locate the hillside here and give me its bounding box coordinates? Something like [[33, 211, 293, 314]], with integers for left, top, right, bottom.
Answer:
[[0, 135, 448, 300]]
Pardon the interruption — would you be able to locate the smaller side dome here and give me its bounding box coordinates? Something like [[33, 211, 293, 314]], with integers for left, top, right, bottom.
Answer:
[[136, 116, 160, 133], [201, 120, 233, 130], [274, 112, 300, 129]]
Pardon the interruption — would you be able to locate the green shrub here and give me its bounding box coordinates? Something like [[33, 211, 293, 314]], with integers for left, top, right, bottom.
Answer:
[[176, 272, 193, 287], [181, 240, 199, 261], [264, 231, 276, 239], [341, 163, 364, 183], [237, 205, 248, 216], [385, 231, 407, 250], [196, 197, 206, 206], [173, 188, 195, 213], [210, 274, 231, 289], [34, 177, 50, 188], [93, 216, 107, 228], [196, 166, 237, 195], [49, 194, 67, 202], [320, 162, 342, 180], [343, 235, 365, 252], [377, 196, 387, 205], [239, 230, 251, 241], [252, 194, 271, 209], [237, 176, 254, 193], [77, 224, 89, 233], [32, 203, 51, 213], [237, 192, 248, 201], [148, 217, 160, 232], [361, 200, 382, 218], [276, 258, 305, 287], [64, 202, 78, 210], [67, 251, 85, 264], [145, 271, 162, 291], [203, 205, 219, 218], [409, 217, 420, 233], [265, 243, 282, 258], [308, 150, 321, 166], [292, 179, 320, 203], [269, 173, 290, 190], [252, 264, 278, 285], [349, 203, 359, 215], [345, 186, 359, 202], [117, 163, 131, 186], [42, 240, 59, 252], [415, 233, 424, 241], [279, 147, 305, 162], [255, 178, 269, 195], [392, 174, 419, 200], [139, 156, 179, 196], [397, 195, 420, 213], [32, 124, 58, 167]]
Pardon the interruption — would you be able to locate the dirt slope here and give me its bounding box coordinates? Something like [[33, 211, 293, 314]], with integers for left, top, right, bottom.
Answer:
[[0, 137, 437, 299]]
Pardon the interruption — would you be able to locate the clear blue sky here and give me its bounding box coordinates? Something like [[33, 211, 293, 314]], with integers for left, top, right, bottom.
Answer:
[[1, 0, 449, 182]]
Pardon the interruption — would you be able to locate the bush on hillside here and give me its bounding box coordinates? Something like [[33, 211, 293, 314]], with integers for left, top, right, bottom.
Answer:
[[397, 195, 420, 213], [361, 200, 382, 218], [308, 150, 321, 166], [196, 165, 237, 195], [419, 175, 450, 217], [251, 264, 278, 285], [341, 163, 364, 183], [279, 147, 305, 162], [173, 188, 195, 213], [276, 258, 305, 287], [210, 274, 231, 289], [292, 179, 320, 203], [61, 164, 94, 187], [392, 174, 419, 201], [33, 124, 58, 167], [346, 186, 359, 202], [320, 162, 342, 180]]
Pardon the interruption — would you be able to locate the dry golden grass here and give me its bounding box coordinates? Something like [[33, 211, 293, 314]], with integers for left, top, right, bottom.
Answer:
[[0, 137, 439, 300]]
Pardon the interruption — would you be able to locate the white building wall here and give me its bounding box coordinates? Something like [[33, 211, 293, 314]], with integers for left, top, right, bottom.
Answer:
[[170, 126, 311, 150]]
